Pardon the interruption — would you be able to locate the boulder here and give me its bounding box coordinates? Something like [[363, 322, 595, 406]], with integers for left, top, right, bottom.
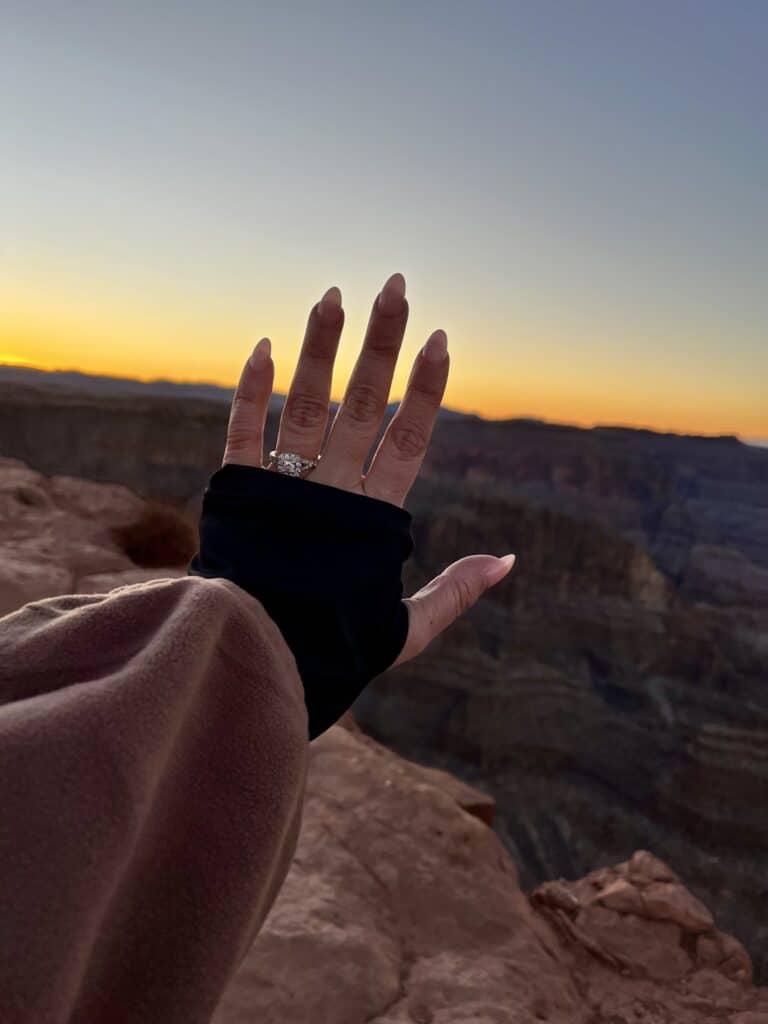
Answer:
[[0, 460, 191, 612], [213, 725, 768, 1023]]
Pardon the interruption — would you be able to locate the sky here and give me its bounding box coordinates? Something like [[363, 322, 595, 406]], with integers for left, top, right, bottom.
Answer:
[[2, 1, 766, 439]]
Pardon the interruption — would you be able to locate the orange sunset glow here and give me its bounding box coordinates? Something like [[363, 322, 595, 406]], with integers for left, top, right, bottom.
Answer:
[[3, 5, 766, 442]]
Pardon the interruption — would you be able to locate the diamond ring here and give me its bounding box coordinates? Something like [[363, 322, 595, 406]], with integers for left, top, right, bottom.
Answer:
[[268, 450, 321, 478]]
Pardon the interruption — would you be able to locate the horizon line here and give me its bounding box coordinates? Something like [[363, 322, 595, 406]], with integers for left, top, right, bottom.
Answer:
[[1, 360, 762, 446]]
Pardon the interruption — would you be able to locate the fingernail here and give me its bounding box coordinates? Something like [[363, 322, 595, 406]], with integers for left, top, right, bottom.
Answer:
[[377, 272, 406, 315], [422, 329, 448, 363], [249, 337, 271, 367], [318, 285, 342, 320], [484, 553, 516, 584]]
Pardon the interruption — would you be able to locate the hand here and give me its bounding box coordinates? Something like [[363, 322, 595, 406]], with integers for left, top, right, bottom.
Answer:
[[222, 273, 516, 667]]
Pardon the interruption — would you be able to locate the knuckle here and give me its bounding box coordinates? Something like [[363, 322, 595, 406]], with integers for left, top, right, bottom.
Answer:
[[389, 420, 429, 460], [366, 330, 400, 357], [231, 391, 260, 411], [450, 576, 476, 618], [225, 426, 258, 452], [343, 384, 384, 426], [413, 377, 445, 402], [226, 398, 258, 440], [284, 393, 327, 431]]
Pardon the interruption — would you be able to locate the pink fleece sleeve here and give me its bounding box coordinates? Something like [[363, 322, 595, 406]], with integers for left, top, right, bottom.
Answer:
[[0, 575, 309, 1024]]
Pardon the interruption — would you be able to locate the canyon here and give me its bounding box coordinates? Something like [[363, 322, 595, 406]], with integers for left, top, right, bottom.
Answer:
[[1, 371, 766, 985], [1, 462, 767, 1020]]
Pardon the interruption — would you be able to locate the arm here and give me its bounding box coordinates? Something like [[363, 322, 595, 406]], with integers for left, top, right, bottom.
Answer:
[[0, 576, 308, 1024]]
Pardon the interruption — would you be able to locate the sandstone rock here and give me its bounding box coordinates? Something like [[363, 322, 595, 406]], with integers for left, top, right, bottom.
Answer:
[[8, 534, 133, 578], [212, 726, 767, 1023], [0, 553, 72, 618], [0, 465, 55, 523], [0, 460, 188, 613], [391, 759, 496, 827], [356, 475, 768, 982], [627, 850, 679, 883], [48, 474, 144, 524], [3, 385, 768, 981], [597, 878, 644, 915], [642, 881, 714, 933]]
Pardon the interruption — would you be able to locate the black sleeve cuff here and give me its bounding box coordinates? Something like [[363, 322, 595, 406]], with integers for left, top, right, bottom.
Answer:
[[188, 464, 413, 740]]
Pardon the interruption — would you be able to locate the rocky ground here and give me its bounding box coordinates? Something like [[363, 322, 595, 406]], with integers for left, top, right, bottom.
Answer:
[[2, 385, 768, 997], [213, 718, 768, 1023], [1, 458, 767, 1019], [0, 456, 187, 615]]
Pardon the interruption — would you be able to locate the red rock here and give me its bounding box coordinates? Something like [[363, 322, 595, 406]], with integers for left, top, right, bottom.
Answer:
[[48, 474, 144, 524], [720, 934, 755, 986], [0, 553, 72, 618], [0, 460, 183, 612], [641, 881, 714, 933], [597, 879, 644, 915], [627, 850, 679, 883], [389, 759, 496, 828], [212, 725, 767, 1022], [697, 933, 722, 967], [0, 466, 55, 523], [2, 461, 767, 1020]]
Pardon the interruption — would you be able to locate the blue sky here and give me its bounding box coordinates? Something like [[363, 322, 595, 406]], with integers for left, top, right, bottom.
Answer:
[[2, 1, 766, 437]]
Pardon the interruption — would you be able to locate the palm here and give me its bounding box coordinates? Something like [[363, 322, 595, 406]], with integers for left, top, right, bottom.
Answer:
[[222, 273, 515, 665]]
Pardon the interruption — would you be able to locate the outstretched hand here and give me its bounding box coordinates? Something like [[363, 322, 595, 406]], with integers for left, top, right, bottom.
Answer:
[[222, 273, 515, 667]]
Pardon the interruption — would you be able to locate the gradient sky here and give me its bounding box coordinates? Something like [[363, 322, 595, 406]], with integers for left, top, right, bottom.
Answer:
[[2, 1, 766, 438]]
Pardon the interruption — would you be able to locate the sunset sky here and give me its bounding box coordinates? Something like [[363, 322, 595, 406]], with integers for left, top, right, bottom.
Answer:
[[2, 2, 766, 439]]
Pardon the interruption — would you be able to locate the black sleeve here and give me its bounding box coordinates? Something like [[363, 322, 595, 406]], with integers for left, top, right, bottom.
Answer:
[[188, 463, 414, 741]]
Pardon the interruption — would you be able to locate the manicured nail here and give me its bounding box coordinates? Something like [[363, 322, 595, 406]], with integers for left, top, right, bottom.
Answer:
[[249, 337, 271, 367], [318, 285, 342, 320], [377, 272, 406, 316], [422, 329, 448, 363], [484, 553, 516, 584]]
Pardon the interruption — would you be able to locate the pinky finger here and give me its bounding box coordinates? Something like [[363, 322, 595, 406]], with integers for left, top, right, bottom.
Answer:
[[222, 338, 274, 467]]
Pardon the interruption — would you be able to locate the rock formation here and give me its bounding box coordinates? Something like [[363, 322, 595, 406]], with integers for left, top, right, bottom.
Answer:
[[1, 457, 767, 1017], [0, 457, 187, 614], [356, 473, 768, 980], [213, 721, 768, 1022], [2, 388, 767, 984]]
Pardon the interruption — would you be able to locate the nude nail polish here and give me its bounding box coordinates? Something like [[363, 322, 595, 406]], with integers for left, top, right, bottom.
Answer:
[[422, 330, 448, 362], [249, 337, 271, 367]]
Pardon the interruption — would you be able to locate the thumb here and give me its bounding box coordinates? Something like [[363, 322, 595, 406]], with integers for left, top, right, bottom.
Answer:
[[393, 553, 516, 668]]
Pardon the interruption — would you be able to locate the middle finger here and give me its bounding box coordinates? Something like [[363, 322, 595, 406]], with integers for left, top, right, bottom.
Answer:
[[313, 272, 409, 487]]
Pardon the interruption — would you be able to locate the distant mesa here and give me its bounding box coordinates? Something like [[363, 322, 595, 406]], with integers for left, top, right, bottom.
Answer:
[[0, 364, 472, 421], [0, 363, 240, 404], [1, 365, 757, 442]]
